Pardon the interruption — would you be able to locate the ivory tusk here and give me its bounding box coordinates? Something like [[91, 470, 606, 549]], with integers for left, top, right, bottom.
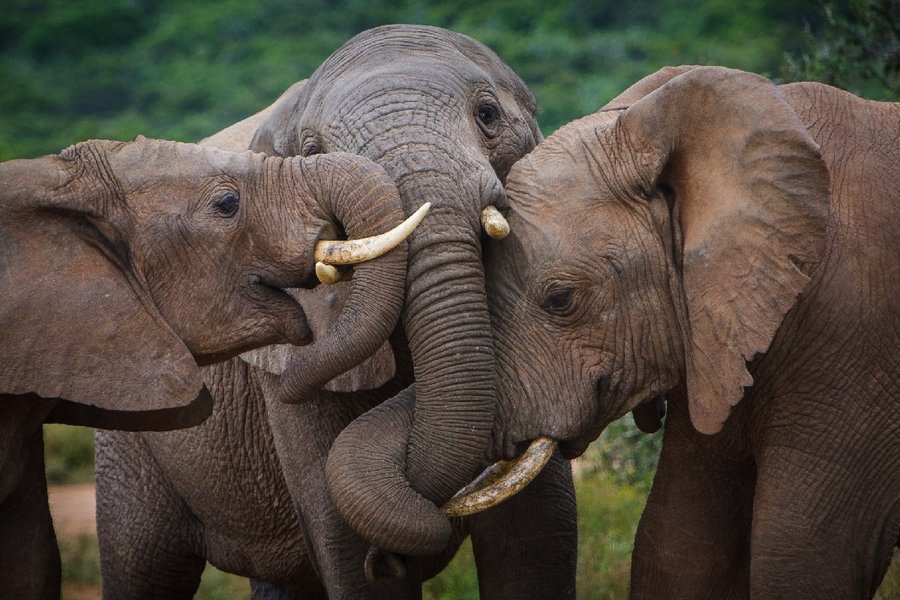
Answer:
[[481, 205, 510, 240], [441, 436, 557, 517], [315, 262, 352, 285], [314, 202, 430, 266]]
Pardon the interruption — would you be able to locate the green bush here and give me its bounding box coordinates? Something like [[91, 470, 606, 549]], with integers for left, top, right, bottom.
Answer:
[[43, 425, 95, 485], [784, 0, 899, 99], [0, 0, 839, 160], [582, 417, 663, 494]]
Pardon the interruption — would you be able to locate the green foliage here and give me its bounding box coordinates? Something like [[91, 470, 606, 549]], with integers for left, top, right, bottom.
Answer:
[[197, 564, 252, 600], [43, 425, 95, 485], [423, 538, 479, 599], [878, 557, 900, 600], [0, 0, 839, 161], [59, 533, 101, 585], [581, 417, 663, 494], [573, 470, 649, 599], [784, 0, 899, 99]]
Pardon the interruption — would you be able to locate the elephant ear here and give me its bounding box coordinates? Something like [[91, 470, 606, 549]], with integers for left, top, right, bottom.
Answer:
[[616, 67, 830, 434], [201, 79, 308, 152], [599, 65, 701, 111], [0, 151, 210, 431], [249, 79, 310, 156]]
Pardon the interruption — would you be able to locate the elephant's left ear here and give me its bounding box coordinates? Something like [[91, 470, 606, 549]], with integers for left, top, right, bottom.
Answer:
[[201, 79, 309, 153], [0, 152, 210, 431], [249, 79, 309, 156], [599, 65, 701, 111], [617, 67, 830, 434]]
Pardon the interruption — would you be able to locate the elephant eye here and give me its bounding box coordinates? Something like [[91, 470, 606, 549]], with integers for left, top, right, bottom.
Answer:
[[475, 101, 501, 135], [541, 286, 576, 317], [212, 191, 240, 218]]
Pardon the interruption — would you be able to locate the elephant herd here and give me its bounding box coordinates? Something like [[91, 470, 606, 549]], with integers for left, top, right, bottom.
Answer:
[[1, 23, 898, 600]]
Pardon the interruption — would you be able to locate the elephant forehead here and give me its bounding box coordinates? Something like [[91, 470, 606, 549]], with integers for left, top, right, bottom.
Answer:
[[320, 26, 472, 75], [110, 139, 249, 184], [310, 60, 488, 114]]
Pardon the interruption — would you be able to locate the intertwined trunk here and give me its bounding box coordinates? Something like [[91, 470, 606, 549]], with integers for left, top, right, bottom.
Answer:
[[325, 152, 500, 555], [278, 153, 409, 399]]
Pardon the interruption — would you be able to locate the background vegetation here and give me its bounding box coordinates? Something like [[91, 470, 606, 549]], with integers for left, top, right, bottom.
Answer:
[[20, 0, 899, 597], [2, 0, 896, 162]]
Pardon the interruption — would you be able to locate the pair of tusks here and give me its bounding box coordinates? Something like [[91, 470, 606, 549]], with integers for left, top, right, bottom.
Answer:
[[441, 436, 557, 517], [313, 204, 510, 284]]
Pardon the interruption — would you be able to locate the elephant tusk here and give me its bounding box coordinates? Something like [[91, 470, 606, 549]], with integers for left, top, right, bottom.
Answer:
[[481, 205, 510, 240], [441, 436, 557, 517], [314, 202, 430, 266], [315, 262, 352, 285]]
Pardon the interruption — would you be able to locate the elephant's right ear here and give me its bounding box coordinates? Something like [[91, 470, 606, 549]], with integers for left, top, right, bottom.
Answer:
[[0, 152, 210, 431], [249, 79, 309, 156], [615, 67, 830, 434]]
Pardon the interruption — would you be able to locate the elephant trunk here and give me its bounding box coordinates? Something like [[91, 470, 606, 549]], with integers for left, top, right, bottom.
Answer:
[[403, 227, 496, 502], [278, 153, 409, 400], [326, 385, 450, 556], [326, 173, 499, 556]]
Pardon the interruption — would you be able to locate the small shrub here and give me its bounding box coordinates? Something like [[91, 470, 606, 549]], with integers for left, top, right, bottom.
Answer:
[[43, 424, 95, 485]]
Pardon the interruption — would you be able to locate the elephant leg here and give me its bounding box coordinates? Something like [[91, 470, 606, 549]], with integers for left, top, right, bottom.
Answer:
[[631, 396, 754, 600], [468, 450, 577, 600], [263, 388, 416, 600], [95, 430, 205, 600], [0, 429, 60, 600], [749, 412, 900, 599]]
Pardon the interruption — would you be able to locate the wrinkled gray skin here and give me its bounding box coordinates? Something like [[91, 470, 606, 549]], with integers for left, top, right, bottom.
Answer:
[[485, 66, 900, 599], [95, 25, 576, 599], [0, 138, 408, 600]]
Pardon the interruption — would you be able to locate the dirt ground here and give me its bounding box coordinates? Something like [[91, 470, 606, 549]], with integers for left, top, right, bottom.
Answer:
[[48, 484, 101, 600], [49, 484, 96, 538]]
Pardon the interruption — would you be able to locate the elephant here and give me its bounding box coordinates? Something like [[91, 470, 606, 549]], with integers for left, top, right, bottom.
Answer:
[[94, 24, 577, 599], [0, 136, 418, 599], [473, 65, 900, 598]]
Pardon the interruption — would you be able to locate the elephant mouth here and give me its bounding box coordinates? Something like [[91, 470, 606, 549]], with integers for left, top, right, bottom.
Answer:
[[248, 274, 314, 345], [559, 433, 598, 460], [554, 372, 613, 459]]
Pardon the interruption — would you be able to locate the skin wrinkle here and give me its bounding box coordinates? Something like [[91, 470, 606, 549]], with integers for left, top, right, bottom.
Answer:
[[144, 363, 308, 578]]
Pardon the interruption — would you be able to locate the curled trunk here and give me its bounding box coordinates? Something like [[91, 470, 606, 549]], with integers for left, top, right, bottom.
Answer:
[[326, 195, 499, 556], [278, 153, 408, 400], [325, 386, 450, 556]]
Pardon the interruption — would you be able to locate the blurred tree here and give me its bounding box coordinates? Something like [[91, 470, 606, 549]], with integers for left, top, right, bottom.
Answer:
[[0, 1, 831, 160], [580, 417, 663, 493], [785, 0, 899, 99]]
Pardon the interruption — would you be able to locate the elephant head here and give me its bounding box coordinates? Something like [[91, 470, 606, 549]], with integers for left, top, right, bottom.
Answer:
[[456, 66, 832, 506], [0, 137, 415, 431], [243, 25, 542, 555]]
